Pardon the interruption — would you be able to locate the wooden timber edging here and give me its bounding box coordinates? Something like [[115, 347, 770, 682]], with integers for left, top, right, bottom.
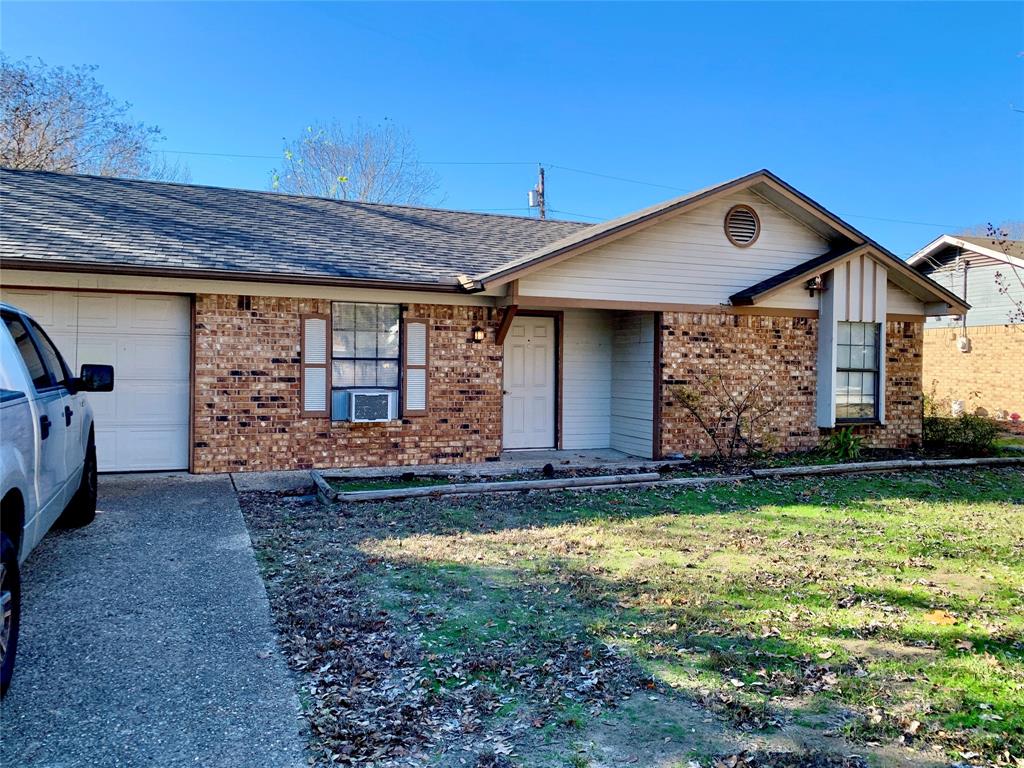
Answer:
[[314, 471, 663, 504], [312, 455, 1024, 505]]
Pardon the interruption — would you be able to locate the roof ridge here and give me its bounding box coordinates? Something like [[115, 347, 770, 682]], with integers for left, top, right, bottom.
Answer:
[[0, 166, 591, 226]]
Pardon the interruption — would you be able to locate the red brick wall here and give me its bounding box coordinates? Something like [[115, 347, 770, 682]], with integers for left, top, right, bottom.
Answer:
[[658, 314, 924, 457], [192, 295, 502, 473], [922, 324, 1024, 420], [191, 296, 927, 472]]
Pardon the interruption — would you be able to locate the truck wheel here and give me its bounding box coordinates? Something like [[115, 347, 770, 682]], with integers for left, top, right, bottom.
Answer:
[[59, 434, 97, 528], [0, 533, 20, 696]]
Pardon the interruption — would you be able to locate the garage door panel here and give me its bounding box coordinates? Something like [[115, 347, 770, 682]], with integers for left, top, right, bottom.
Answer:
[[115, 335, 190, 378], [130, 295, 190, 332], [77, 338, 118, 368], [76, 294, 119, 329], [97, 427, 189, 472], [111, 381, 189, 424], [2, 289, 58, 326], [0, 289, 190, 471]]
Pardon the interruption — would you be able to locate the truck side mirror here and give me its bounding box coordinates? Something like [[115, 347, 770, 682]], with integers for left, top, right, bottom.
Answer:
[[77, 364, 114, 392]]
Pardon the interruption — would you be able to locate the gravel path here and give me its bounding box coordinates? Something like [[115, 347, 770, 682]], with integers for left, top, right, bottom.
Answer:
[[0, 473, 306, 768]]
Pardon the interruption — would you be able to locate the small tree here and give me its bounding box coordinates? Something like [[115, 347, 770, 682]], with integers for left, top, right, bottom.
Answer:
[[957, 221, 1024, 324], [668, 368, 782, 459], [0, 55, 187, 181], [270, 119, 440, 204]]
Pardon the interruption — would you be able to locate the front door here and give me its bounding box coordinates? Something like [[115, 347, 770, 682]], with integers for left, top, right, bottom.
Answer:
[[502, 316, 556, 449]]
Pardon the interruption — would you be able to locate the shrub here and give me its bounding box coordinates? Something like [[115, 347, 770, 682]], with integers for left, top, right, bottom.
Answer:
[[823, 426, 863, 461], [922, 413, 999, 456]]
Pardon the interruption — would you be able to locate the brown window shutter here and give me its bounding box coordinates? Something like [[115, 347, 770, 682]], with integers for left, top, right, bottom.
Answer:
[[402, 318, 429, 417], [300, 313, 330, 417]]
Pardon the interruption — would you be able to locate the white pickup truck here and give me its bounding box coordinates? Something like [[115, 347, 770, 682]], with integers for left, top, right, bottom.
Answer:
[[0, 302, 113, 695]]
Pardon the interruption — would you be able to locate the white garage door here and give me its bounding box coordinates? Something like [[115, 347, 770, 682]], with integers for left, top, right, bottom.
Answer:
[[0, 289, 190, 472]]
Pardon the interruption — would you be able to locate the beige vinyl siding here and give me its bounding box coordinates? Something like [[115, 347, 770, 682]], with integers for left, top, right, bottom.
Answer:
[[759, 282, 819, 310], [888, 282, 926, 316], [610, 312, 654, 458], [560, 309, 613, 449], [517, 189, 830, 305]]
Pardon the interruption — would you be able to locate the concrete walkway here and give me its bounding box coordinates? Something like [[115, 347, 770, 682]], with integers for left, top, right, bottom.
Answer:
[[0, 473, 306, 767]]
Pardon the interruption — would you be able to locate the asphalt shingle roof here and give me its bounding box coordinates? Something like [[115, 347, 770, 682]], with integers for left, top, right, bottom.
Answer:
[[957, 235, 1024, 261], [0, 168, 589, 287]]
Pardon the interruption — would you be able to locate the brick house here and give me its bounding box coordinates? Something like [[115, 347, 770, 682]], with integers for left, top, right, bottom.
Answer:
[[909, 235, 1024, 427], [0, 168, 967, 473]]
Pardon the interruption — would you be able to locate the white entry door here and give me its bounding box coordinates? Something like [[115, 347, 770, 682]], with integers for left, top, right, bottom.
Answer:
[[503, 316, 556, 449], [0, 288, 191, 472]]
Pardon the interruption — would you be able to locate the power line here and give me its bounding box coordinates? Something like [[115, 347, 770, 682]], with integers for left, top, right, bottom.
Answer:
[[548, 208, 603, 221], [158, 146, 967, 230], [161, 148, 536, 166], [546, 163, 688, 192], [838, 212, 965, 229]]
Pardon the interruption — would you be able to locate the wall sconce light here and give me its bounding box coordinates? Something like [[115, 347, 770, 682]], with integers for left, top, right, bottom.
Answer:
[[471, 326, 486, 343], [805, 275, 824, 298]]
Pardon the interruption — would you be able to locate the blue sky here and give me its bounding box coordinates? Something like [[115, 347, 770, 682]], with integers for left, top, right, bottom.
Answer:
[[3, 1, 1022, 257]]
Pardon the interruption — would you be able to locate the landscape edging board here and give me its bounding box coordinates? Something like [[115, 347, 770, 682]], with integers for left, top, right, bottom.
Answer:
[[312, 455, 1024, 504], [315, 471, 663, 503]]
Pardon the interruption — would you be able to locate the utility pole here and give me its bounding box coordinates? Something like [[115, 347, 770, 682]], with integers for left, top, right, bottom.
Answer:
[[537, 165, 546, 220], [529, 165, 546, 219]]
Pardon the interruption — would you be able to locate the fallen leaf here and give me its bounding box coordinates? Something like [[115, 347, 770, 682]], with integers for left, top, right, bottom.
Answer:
[[924, 609, 957, 626]]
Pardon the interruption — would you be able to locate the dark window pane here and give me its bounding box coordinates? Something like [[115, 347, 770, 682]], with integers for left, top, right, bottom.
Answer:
[[332, 360, 355, 388], [27, 320, 68, 387], [378, 360, 399, 388], [378, 304, 399, 332], [353, 360, 377, 387], [355, 303, 377, 330], [378, 330, 399, 359], [354, 330, 377, 358], [333, 330, 354, 357], [3, 315, 52, 390]]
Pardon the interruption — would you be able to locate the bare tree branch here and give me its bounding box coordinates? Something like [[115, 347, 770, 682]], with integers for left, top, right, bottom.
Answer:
[[668, 367, 782, 459], [0, 55, 189, 182], [270, 118, 440, 205], [959, 222, 1024, 324]]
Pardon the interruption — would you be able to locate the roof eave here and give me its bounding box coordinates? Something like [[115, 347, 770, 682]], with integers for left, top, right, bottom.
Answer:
[[0, 257, 466, 293], [728, 244, 971, 316], [909, 234, 1024, 271]]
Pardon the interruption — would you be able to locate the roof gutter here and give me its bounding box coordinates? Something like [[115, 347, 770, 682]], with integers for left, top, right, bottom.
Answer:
[[0, 257, 466, 293]]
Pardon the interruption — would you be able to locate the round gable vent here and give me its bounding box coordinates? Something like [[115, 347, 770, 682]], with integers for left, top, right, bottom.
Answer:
[[724, 204, 760, 247]]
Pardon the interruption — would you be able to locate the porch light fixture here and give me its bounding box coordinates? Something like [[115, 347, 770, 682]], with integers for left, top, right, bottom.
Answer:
[[471, 326, 486, 343], [805, 275, 824, 298]]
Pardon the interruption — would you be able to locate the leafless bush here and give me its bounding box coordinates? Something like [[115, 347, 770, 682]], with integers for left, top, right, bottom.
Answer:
[[668, 367, 782, 458]]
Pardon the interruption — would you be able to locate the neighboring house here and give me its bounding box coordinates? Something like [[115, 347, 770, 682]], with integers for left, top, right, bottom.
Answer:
[[909, 235, 1024, 424], [0, 168, 966, 473]]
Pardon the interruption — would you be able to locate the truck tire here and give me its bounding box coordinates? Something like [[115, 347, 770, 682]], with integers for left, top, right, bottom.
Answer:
[[59, 433, 97, 528], [0, 533, 20, 696]]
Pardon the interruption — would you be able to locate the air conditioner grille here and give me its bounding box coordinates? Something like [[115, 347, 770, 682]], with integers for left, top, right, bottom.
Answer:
[[350, 390, 395, 422]]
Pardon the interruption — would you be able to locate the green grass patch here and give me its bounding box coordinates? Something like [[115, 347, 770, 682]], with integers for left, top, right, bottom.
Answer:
[[359, 467, 1024, 761]]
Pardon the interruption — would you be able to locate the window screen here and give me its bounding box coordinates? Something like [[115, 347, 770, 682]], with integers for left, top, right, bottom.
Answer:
[[835, 321, 879, 421], [331, 303, 400, 389]]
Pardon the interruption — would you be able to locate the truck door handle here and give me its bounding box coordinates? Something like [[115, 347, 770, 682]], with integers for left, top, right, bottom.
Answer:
[[64, 405, 74, 427], [40, 414, 51, 440]]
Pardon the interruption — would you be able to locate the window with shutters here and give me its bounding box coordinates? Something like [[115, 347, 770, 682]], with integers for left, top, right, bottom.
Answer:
[[331, 302, 401, 390]]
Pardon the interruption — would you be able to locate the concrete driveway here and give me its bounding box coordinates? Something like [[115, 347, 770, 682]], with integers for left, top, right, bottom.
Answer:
[[0, 474, 306, 767]]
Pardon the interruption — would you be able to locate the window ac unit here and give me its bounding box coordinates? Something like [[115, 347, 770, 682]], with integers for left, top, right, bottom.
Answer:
[[349, 390, 397, 422]]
